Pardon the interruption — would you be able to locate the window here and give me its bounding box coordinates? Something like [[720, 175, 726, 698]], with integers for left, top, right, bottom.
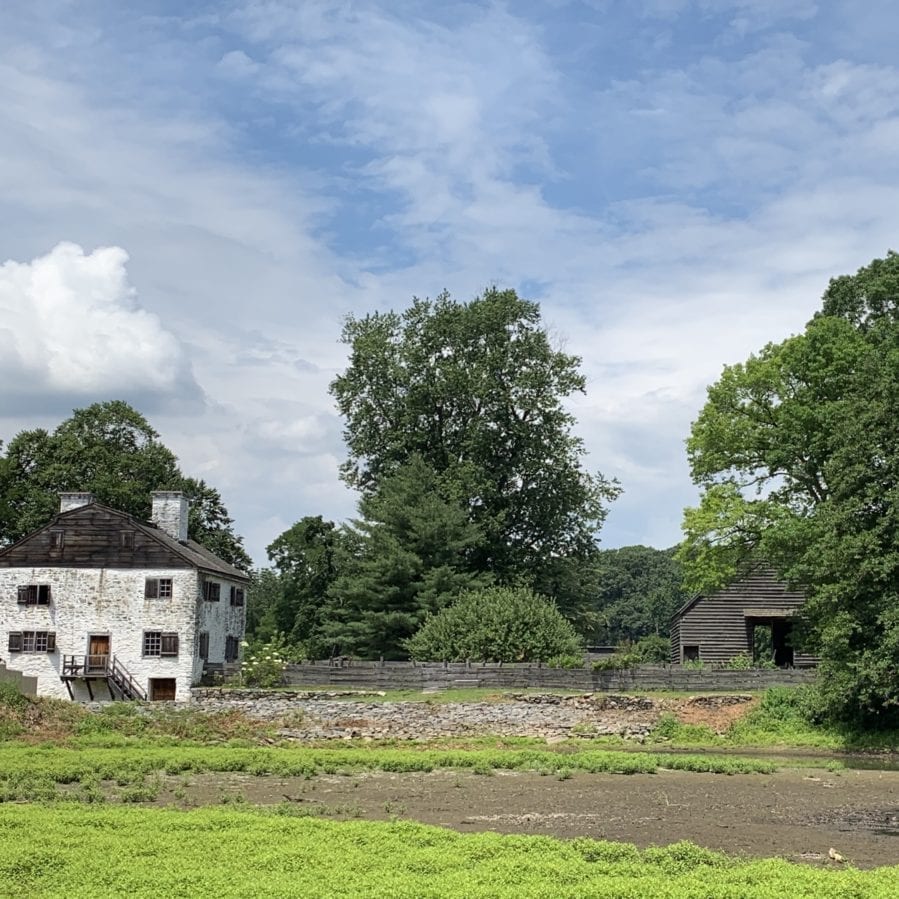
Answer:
[[225, 635, 240, 662], [143, 631, 179, 657], [145, 578, 173, 599], [198, 632, 209, 661], [203, 581, 221, 602], [230, 586, 245, 607], [8, 631, 56, 653], [683, 645, 700, 662], [49, 530, 64, 550], [121, 531, 135, 550], [17, 585, 51, 606]]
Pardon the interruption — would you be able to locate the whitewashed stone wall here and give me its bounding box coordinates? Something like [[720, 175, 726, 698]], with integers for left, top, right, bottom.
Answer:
[[197, 575, 247, 680], [0, 567, 203, 701]]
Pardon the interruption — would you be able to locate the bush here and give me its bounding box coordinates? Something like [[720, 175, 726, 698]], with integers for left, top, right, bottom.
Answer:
[[405, 586, 583, 663], [544, 654, 585, 669], [239, 636, 290, 687]]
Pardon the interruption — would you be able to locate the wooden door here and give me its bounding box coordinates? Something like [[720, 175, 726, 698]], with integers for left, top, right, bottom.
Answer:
[[149, 678, 177, 701], [87, 634, 110, 672]]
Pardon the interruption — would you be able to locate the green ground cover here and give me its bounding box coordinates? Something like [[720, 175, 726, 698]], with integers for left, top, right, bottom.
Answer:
[[1, 806, 896, 898], [0, 744, 779, 802], [647, 688, 899, 753]]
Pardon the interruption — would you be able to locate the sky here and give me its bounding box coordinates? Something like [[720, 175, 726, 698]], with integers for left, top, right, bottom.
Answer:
[[1, 0, 898, 567]]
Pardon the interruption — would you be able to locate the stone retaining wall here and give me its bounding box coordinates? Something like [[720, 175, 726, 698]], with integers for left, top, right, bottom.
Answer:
[[281, 661, 815, 692], [0, 663, 37, 696], [188, 689, 700, 740]]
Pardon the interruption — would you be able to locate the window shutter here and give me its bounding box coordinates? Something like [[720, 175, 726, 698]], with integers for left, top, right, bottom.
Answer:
[[145, 579, 158, 599], [199, 632, 209, 660], [8, 632, 22, 652], [39, 585, 51, 605], [229, 585, 236, 604], [17, 587, 29, 605], [46, 633, 56, 652], [161, 633, 179, 657]]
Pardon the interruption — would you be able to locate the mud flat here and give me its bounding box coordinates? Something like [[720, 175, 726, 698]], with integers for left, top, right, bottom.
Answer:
[[161, 766, 899, 868]]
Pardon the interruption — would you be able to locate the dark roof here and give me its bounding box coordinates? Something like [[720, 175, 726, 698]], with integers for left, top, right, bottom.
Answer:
[[671, 563, 805, 623], [0, 501, 248, 581]]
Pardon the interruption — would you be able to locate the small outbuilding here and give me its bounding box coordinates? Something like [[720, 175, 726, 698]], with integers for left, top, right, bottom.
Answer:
[[669, 566, 817, 667]]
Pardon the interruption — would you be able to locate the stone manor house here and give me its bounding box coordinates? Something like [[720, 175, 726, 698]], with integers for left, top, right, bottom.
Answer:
[[0, 491, 248, 701]]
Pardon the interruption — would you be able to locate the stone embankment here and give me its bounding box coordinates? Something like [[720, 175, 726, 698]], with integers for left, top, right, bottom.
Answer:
[[189, 689, 755, 741]]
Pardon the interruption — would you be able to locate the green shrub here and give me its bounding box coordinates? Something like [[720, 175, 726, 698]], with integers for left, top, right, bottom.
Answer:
[[405, 586, 583, 663], [545, 654, 585, 669], [240, 636, 290, 687]]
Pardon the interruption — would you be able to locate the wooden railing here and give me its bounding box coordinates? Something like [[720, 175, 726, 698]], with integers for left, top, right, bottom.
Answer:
[[61, 654, 147, 701], [109, 656, 147, 701]]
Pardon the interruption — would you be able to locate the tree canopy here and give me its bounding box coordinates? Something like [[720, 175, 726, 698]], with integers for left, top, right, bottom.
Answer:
[[590, 546, 687, 645], [0, 400, 251, 570], [322, 455, 490, 659], [330, 288, 620, 587], [680, 251, 899, 724]]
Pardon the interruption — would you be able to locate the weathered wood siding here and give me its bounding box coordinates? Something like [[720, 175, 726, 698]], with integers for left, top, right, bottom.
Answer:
[[0, 506, 192, 570], [272, 661, 816, 692], [671, 569, 818, 666]]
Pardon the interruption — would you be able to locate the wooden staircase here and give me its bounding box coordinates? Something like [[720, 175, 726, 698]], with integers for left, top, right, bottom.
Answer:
[[61, 654, 147, 701]]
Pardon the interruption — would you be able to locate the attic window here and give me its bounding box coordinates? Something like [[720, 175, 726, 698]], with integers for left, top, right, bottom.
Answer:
[[145, 578, 173, 599], [49, 530, 64, 550], [17, 585, 51, 606], [121, 531, 135, 550]]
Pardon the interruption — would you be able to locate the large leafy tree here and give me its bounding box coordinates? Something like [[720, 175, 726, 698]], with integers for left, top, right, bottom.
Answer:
[[323, 455, 490, 659], [680, 251, 899, 724], [264, 515, 348, 653], [330, 288, 620, 587], [0, 400, 251, 570], [590, 546, 687, 645]]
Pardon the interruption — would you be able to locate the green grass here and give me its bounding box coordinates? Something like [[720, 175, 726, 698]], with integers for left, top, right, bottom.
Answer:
[[0, 744, 778, 801], [0, 806, 895, 898], [646, 688, 899, 753]]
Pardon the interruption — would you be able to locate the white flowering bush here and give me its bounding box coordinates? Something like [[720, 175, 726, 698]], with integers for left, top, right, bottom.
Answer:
[[239, 637, 289, 688]]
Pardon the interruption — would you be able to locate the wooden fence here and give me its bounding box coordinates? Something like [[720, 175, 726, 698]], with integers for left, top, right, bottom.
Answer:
[[284, 661, 816, 692]]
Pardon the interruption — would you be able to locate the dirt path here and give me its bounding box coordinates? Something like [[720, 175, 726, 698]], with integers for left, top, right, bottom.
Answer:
[[161, 767, 899, 868]]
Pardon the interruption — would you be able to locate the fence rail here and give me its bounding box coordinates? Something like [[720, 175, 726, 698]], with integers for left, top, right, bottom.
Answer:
[[281, 661, 816, 692]]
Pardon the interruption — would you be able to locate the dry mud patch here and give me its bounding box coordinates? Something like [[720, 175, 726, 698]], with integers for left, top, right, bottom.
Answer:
[[159, 767, 899, 869]]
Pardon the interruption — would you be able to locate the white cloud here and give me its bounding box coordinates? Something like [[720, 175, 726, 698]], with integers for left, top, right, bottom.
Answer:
[[0, 242, 197, 404]]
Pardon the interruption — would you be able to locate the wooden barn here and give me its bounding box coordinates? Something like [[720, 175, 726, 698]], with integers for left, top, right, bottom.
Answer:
[[669, 567, 818, 667]]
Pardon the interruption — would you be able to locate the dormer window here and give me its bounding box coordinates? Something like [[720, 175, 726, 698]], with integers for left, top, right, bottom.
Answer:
[[121, 531, 135, 550], [49, 530, 64, 550]]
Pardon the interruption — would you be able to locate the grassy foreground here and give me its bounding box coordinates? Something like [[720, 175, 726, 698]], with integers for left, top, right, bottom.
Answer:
[[1, 806, 896, 899]]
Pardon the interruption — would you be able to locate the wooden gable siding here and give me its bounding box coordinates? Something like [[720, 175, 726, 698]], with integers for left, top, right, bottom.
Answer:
[[0, 506, 192, 570], [673, 569, 817, 666]]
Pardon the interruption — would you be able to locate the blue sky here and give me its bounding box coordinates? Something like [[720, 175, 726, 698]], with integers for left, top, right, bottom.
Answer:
[[1, 0, 898, 565]]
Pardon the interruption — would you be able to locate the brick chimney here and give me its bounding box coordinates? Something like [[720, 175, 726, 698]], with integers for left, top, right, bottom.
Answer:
[[59, 492, 94, 513], [150, 491, 189, 542]]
